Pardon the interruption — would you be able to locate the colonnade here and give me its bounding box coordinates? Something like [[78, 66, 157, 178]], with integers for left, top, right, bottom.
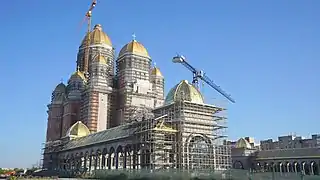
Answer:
[[57, 145, 151, 173], [233, 160, 320, 175], [257, 161, 320, 175]]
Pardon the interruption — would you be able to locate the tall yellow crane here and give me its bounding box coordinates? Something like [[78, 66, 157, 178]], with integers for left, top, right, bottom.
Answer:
[[82, 0, 97, 74]]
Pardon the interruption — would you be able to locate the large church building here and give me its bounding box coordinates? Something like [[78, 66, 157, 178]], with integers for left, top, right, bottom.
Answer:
[[43, 23, 230, 173]]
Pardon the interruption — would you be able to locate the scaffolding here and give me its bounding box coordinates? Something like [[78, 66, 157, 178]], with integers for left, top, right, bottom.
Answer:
[[133, 97, 231, 173], [41, 97, 231, 176]]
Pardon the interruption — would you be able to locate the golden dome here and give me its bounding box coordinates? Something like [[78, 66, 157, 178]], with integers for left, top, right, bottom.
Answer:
[[69, 68, 86, 81], [93, 54, 107, 64], [80, 24, 112, 47], [151, 67, 163, 77], [165, 80, 204, 105], [235, 138, 252, 149], [119, 40, 150, 58], [66, 121, 90, 138]]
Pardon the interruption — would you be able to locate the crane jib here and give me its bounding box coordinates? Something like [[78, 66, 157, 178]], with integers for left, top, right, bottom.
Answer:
[[173, 55, 235, 103]]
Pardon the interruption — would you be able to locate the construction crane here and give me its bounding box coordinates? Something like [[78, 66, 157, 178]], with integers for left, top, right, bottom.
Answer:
[[82, 0, 97, 73], [172, 55, 235, 103]]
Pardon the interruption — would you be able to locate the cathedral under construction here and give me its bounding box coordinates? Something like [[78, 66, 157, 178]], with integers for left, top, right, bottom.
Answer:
[[42, 4, 231, 173]]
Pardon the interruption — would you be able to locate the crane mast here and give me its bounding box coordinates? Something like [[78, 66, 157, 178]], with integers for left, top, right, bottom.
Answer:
[[83, 0, 97, 74], [172, 55, 235, 103]]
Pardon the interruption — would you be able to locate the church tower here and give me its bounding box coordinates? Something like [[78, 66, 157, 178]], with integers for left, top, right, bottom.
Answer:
[[150, 66, 164, 108], [85, 54, 113, 131], [61, 69, 86, 136], [77, 24, 115, 79], [115, 36, 154, 125], [45, 83, 66, 142], [78, 24, 115, 132]]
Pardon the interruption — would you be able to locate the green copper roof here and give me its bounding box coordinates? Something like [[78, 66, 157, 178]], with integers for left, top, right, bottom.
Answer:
[[164, 80, 204, 105]]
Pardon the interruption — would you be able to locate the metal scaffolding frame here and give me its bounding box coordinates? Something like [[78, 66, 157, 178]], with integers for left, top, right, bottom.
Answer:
[[132, 98, 231, 173], [41, 98, 231, 176]]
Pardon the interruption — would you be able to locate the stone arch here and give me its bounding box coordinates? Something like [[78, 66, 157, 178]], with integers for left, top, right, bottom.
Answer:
[[87, 149, 95, 172], [95, 149, 102, 170], [141, 147, 151, 169], [188, 135, 211, 170], [233, 160, 244, 169], [125, 145, 133, 169], [270, 162, 276, 172], [65, 154, 70, 170], [101, 148, 108, 169], [293, 161, 300, 173], [186, 133, 213, 147], [116, 145, 124, 169], [70, 153, 76, 170], [84, 151, 90, 172], [108, 147, 115, 169], [78, 152, 84, 172], [74, 152, 81, 171], [256, 162, 262, 171], [311, 161, 319, 175], [279, 162, 285, 173], [285, 161, 291, 172], [302, 161, 310, 175], [263, 162, 268, 172], [273, 162, 280, 172]]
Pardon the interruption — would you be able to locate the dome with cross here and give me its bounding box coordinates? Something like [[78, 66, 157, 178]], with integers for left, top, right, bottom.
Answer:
[[118, 34, 150, 58]]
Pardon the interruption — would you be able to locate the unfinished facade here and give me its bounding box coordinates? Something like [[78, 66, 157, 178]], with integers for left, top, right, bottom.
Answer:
[[43, 22, 231, 173], [43, 80, 231, 173]]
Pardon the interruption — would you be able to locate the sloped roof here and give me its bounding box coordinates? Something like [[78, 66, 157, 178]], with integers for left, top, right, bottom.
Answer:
[[61, 123, 138, 151], [256, 147, 320, 159]]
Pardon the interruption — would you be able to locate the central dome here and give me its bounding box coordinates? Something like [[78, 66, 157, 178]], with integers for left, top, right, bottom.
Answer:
[[165, 80, 204, 105], [80, 24, 112, 47], [118, 40, 150, 58]]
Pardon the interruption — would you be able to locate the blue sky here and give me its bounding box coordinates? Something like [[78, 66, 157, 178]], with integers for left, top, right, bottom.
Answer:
[[0, 0, 319, 168]]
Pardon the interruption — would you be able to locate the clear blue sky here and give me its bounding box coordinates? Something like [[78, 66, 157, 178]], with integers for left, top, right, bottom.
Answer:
[[0, 0, 319, 168]]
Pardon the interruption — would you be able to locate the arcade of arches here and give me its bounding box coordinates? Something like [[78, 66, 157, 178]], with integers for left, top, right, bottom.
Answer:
[[56, 145, 152, 171], [47, 135, 223, 172], [233, 160, 320, 175]]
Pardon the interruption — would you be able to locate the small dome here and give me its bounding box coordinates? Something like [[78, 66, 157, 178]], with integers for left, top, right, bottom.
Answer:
[[93, 54, 107, 64], [119, 40, 150, 58], [54, 83, 66, 92], [69, 68, 86, 82], [80, 24, 112, 47], [151, 67, 163, 77], [235, 138, 252, 149], [165, 80, 204, 105], [66, 121, 90, 138]]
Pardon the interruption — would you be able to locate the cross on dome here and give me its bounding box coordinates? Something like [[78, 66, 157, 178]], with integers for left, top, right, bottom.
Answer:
[[132, 33, 136, 41]]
